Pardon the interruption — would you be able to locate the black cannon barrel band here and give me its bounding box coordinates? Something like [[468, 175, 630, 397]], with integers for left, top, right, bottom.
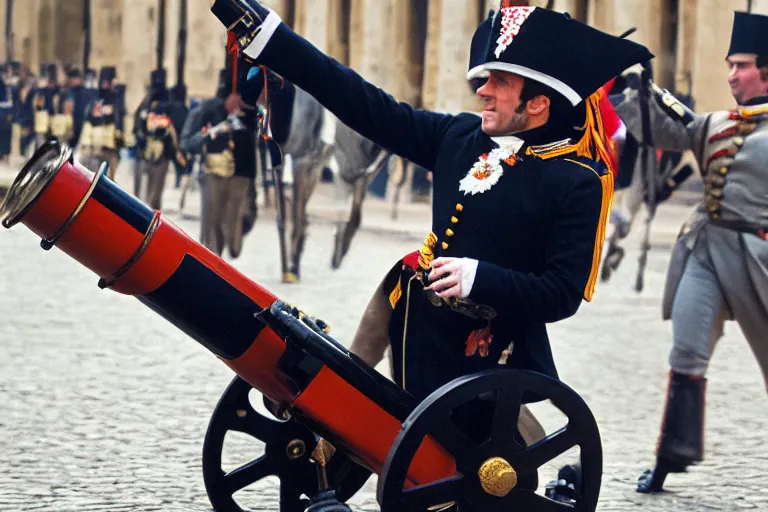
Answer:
[[138, 255, 266, 360], [92, 176, 155, 233]]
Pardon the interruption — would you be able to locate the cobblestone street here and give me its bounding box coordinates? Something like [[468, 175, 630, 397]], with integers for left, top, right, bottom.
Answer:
[[1, 162, 766, 512]]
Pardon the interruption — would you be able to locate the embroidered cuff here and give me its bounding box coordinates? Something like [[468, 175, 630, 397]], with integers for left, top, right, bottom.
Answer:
[[243, 10, 283, 61], [460, 258, 479, 298]]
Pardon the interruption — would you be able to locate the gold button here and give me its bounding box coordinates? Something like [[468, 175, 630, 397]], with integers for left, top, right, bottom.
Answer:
[[445, 229, 454, 237], [451, 216, 459, 224], [719, 167, 728, 175], [456, 204, 464, 212], [441, 242, 449, 250]]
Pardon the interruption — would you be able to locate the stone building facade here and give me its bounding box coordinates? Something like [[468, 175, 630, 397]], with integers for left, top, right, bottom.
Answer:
[[1, 0, 767, 142]]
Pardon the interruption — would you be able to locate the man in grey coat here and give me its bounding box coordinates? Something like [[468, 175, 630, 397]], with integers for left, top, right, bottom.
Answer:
[[615, 10, 768, 493]]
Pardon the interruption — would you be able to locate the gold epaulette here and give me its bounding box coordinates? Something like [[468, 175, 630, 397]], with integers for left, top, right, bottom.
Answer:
[[525, 138, 577, 160]]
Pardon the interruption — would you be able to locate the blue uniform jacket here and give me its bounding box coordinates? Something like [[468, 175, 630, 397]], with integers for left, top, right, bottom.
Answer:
[[248, 21, 613, 401]]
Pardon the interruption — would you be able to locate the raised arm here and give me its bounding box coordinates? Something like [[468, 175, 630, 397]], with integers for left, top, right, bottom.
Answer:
[[211, 1, 454, 171], [613, 84, 710, 162], [179, 102, 210, 155]]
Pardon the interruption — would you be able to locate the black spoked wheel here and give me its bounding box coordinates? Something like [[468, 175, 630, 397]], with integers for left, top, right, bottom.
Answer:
[[202, 376, 372, 512], [377, 369, 602, 512]]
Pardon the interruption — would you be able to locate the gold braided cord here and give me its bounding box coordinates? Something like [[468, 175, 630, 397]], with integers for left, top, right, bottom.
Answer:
[[418, 232, 438, 269], [524, 91, 615, 177]]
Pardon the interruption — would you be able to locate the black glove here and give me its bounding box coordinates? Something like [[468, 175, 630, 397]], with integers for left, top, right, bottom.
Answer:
[[210, 0, 271, 50]]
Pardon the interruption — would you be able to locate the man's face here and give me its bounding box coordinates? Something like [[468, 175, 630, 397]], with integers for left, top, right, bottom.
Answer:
[[69, 77, 83, 87], [726, 54, 768, 105], [476, 71, 529, 136]]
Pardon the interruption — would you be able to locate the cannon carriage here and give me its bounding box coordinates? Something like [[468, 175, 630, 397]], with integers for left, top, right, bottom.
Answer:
[[0, 141, 604, 511]]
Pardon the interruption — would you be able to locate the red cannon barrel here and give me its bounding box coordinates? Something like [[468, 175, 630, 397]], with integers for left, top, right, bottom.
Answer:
[[0, 142, 455, 487]]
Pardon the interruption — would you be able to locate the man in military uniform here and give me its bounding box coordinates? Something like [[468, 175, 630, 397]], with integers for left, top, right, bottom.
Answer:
[[31, 64, 57, 150], [179, 58, 260, 258], [78, 66, 124, 181], [133, 69, 187, 210], [14, 65, 36, 159], [613, 11, 768, 493], [213, 3, 652, 505], [0, 65, 15, 161], [49, 65, 77, 146], [213, 0, 651, 390], [65, 68, 87, 148]]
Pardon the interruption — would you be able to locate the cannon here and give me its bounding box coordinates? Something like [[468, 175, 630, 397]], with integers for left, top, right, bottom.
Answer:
[[0, 141, 604, 511]]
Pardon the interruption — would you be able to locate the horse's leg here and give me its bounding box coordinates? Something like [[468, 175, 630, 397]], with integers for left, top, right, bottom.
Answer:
[[332, 176, 367, 269], [390, 157, 408, 221], [286, 162, 304, 283]]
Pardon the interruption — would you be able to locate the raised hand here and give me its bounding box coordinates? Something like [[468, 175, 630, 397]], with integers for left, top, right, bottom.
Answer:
[[210, 0, 272, 50]]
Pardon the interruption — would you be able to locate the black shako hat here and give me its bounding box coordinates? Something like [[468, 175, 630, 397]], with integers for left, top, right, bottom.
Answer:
[[99, 66, 117, 85], [728, 11, 768, 57], [150, 69, 167, 92], [467, 4, 654, 106]]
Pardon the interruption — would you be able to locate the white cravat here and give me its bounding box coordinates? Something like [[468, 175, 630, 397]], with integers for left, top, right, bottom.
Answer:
[[491, 135, 525, 154]]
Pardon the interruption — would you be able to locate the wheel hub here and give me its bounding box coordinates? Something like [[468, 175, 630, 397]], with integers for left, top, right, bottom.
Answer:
[[478, 457, 517, 497]]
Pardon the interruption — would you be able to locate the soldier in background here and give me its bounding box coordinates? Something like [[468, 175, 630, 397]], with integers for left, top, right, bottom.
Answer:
[[180, 59, 259, 258], [16, 66, 37, 158], [614, 10, 768, 493], [0, 65, 15, 161], [31, 63, 56, 150], [78, 66, 125, 181], [133, 69, 187, 210], [65, 68, 87, 148], [50, 66, 76, 146]]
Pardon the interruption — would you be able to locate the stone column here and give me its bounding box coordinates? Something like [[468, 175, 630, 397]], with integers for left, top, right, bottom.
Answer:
[[263, 0, 292, 23], [90, 0, 124, 72], [679, 0, 748, 112], [119, 0, 158, 143], [552, 0, 588, 20], [751, 0, 768, 14], [423, 0, 481, 113], [53, 0, 87, 72], [347, 0, 394, 90], [37, 0, 58, 69], [293, 0, 332, 53], [185, 0, 227, 100], [11, 0, 42, 75], [392, 0, 429, 106], [326, 0, 350, 65]]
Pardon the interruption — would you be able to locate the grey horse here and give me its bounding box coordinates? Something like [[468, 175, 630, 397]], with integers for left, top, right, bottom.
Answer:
[[269, 85, 392, 281], [600, 70, 698, 288]]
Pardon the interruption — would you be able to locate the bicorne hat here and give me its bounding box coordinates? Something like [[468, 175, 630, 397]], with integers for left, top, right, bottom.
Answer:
[[467, 3, 653, 107]]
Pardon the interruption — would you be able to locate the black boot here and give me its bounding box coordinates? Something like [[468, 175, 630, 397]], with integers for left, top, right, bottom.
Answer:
[[303, 490, 352, 512], [637, 371, 706, 493], [545, 463, 581, 505]]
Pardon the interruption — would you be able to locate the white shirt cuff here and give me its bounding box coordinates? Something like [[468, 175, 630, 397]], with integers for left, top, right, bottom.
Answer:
[[242, 10, 282, 61], [460, 258, 479, 298]]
